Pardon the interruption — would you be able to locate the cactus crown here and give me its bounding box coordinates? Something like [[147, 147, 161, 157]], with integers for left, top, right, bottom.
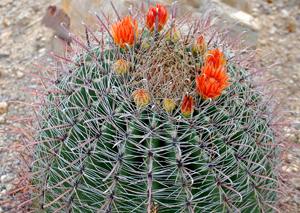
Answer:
[[22, 3, 281, 213]]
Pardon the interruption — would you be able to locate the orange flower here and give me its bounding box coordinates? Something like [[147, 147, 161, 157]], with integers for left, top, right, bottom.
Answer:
[[111, 16, 138, 48], [205, 49, 226, 68], [146, 4, 168, 32], [192, 35, 207, 55], [133, 89, 150, 108], [196, 64, 229, 99], [181, 95, 194, 117]]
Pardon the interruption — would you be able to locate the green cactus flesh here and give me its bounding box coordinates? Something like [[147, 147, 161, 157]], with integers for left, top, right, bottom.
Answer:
[[31, 10, 279, 213]]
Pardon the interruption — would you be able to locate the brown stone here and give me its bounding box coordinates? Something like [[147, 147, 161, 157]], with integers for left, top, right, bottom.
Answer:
[[0, 102, 8, 115]]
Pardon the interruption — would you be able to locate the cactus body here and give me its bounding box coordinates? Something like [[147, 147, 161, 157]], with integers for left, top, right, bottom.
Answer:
[[31, 4, 279, 213]]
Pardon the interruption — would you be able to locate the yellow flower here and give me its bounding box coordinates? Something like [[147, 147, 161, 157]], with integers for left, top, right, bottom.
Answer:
[[113, 59, 130, 75], [166, 27, 181, 42], [141, 40, 151, 50], [163, 98, 176, 113], [133, 89, 150, 108]]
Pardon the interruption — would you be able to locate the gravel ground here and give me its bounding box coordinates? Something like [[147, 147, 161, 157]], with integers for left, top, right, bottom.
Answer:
[[0, 0, 299, 212], [250, 1, 300, 212], [0, 0, 54, 211]]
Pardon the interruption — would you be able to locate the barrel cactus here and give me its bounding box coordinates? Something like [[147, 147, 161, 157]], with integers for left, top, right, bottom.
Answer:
[[28, 3, 280, 212]]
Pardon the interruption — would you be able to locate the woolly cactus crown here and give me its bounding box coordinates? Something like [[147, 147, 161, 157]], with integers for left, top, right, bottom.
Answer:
[[14, 2, 281, 213]]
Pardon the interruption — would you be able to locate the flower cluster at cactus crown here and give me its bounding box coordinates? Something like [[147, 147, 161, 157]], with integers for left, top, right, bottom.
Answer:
[[111, 4, 230, 117]]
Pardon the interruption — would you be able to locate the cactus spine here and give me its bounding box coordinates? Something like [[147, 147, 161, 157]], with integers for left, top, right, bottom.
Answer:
[[28, 3, 280, 213]]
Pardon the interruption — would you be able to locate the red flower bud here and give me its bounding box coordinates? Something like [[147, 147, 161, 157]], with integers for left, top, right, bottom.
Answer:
[[146, 4, 168, 32], [181, 95, 194, 117]]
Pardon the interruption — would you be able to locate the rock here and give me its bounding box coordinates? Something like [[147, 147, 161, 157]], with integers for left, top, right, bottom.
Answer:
[[287, 17, 297, 33], [0, 114, 6, 124], [42, 5, 71, 43], [0, 189, 7, 197], [16, 71, 24, 79], [183, 0, 202, 8], [282, 165, 288, 172], [0, 29, 12, 42], [16, 10, 32, 27], [2, 17, 10, 27], [294, 195, 300, 204], [269, 26, 276, 34], [0, 0, 13, 7], [5, 183, 14, 191], [221, 0, 251, 13], [197, 0, 260, 47], [61, 0, 130, 35], [259, 39, 267, 45], [0, 173, 14, 183], [294, 122, 300, 130], [0, 52, 10, 59], [0, 102, 8, 115], [281, 9, 289, 18], [291, 166, 299, 172], [38, 48, 46, 55]]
